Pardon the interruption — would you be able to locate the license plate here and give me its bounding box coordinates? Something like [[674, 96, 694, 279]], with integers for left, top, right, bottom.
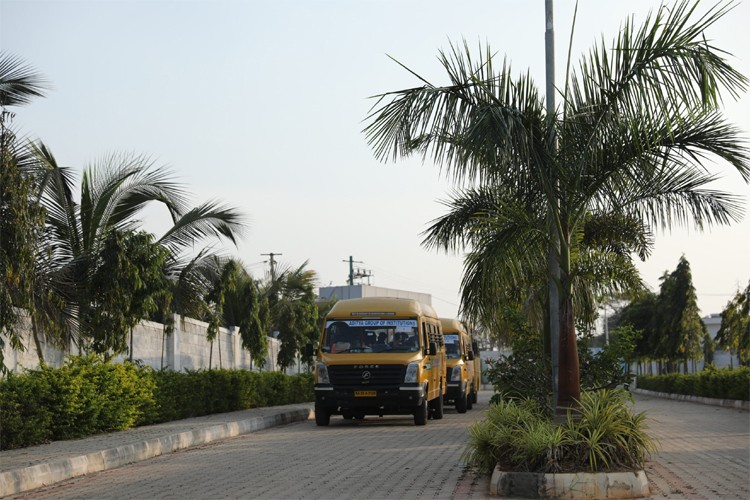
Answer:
[[354, 390, 377, 397]]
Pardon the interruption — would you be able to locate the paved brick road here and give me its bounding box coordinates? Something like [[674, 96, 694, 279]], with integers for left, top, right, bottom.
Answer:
[[10, 394, 493, 500], [635, 393, 750, 499], [5, 391, 748, 499]]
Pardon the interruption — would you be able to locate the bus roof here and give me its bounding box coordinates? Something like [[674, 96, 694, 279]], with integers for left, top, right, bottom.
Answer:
[[440, 318, 467, 335], [327, 297, 438, 319]]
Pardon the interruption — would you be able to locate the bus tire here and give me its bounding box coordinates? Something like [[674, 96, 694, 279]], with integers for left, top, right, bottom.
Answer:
[[315, 405, 330, 426], [466, 390, 473, 410], [430, 392, 444, 420], [472, 390, 478, 404], [456, 393, 468, 413], [414, 399, 428, 425]]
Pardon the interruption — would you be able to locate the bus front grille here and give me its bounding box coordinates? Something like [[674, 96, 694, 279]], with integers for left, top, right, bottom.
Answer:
[[328, 364, 405, 386]]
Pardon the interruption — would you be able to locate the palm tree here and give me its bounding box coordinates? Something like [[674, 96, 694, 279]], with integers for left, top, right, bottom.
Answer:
[[0, 53, 54, 370], [263, 261, 319, 371], [423, 184, 651, 348], [203, 258, 268, 370], [36, 146, 247, 355], [364, 0, 749, 408]]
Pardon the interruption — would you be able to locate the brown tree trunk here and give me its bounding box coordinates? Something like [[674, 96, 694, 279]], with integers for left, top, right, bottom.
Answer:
[[31, 318, 46, 365], [557, 295, 581, 409]]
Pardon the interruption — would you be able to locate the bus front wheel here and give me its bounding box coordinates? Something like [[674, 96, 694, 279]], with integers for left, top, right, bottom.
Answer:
[[414, 399, 428, 425], [456, 393, 468, 413], [315, 405, 330, 426]]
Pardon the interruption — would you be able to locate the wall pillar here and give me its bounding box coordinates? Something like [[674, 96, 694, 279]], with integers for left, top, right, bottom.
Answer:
[[166, 314, 181, 371]]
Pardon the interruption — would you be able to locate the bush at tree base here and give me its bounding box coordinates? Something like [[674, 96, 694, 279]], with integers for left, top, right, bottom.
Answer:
[[462, 389, 657, 474], [486, 326, 638, 413]]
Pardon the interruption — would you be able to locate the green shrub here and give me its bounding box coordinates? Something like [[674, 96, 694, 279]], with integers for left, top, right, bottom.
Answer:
[[637, 367, 749, 400], [0, 373, 54, 449], [568, 390, 656, 471], [1, 356, 314, 449], [463, 389, 656, 474]]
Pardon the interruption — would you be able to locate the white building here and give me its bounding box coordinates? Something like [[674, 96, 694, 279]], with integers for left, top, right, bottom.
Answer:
[[318, 285, 432, 307]]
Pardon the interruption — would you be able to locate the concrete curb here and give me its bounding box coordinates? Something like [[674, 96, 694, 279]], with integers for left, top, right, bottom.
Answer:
[[490, 467, 650, 499], [0, 407, 313, 497], [632, 388, 749, 411]]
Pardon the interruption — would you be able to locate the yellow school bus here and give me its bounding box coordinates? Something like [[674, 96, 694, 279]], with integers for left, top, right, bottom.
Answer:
[[310, 297, 446, 426], [440, 318, 480, 412]]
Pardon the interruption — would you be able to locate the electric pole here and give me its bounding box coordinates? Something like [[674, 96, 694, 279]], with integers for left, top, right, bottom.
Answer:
[[343, 256, 363, 285], [262, 252, 282, 281]]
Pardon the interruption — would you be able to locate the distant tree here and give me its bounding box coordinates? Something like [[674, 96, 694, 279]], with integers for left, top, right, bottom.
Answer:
[[210, 259, 268, 369], [617, 291, 659, 371], [268, 262, 319, 371], [654, 256, 704, 371], [716, 280, 750, 366]]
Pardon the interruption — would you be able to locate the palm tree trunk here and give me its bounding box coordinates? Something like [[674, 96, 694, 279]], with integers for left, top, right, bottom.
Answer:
[[556, 229, 581, 410], [557, 294, 581, 408], [31, 317, 45, 365]]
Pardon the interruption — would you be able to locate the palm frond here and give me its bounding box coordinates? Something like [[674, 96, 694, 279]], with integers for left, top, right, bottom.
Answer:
[[0, 52, 49, 107], [364, 40, 551, 187], [157, 200, 247, 254]]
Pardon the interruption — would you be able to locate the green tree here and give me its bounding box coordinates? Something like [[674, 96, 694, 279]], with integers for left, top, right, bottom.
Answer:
[[616, 291, 659, 371], [266, 262, 319, 371], [86, 230, 170, 356], [424, 189, 651, 348], [364, 0, 749, 407], [36, 147, 247, 355], [205, 258, 268, 369], [653, 256, 705, 371], [716, 280, 750, 365], [0, 53, 56, 371]]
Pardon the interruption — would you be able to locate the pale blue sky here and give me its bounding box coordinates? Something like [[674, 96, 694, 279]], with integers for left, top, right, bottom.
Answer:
[[2, 0, 749, 319]]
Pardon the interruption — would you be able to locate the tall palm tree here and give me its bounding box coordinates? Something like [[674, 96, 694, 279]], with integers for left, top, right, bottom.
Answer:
[[36, 145, 247, 354], [364, 0, 749, 407]]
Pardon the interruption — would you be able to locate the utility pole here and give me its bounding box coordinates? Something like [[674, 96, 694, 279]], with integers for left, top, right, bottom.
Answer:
[[262, 252, 282, 281], [342, 256, 363, 285], [545, 0, 562, 414]]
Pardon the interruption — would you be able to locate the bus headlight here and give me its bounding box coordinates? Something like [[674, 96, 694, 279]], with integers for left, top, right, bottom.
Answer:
[[450, 365, 462, 382], [316, 362, 330, 384], [404, 362, 419, 383]]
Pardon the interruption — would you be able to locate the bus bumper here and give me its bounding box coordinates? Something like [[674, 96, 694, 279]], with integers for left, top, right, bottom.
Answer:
[[314, 383, 426, 415], [443, 381, 467, 404]]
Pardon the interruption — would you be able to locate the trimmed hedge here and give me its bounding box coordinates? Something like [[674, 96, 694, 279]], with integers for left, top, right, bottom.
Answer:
[[637, 367, 749, 401], [0, 355, 313, 450]]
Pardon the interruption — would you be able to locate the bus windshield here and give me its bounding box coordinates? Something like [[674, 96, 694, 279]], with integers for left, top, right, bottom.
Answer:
[[322, 319, 420, 353], [444, 334, 461, 359]]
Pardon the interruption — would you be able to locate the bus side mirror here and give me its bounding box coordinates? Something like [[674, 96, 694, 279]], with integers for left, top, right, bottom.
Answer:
[[467, 351, 475, 361], [305, 343, 314, 357], [429, 342, 438, 356]]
